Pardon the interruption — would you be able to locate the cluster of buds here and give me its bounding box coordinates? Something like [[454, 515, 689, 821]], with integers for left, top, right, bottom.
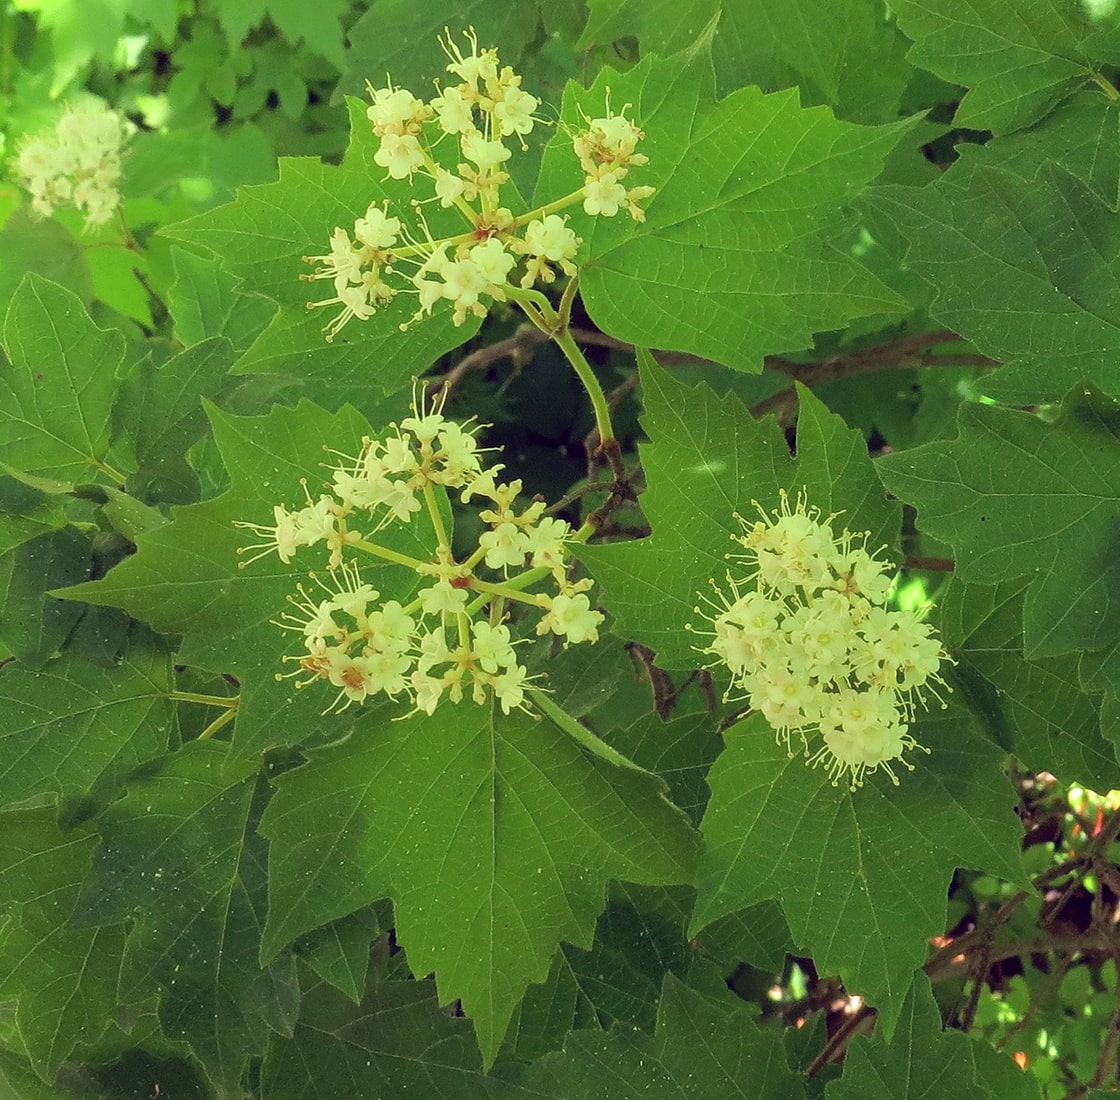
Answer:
[[301, 29, 653, 341], [13, 100, 131, 229], [235, 394, 604, 716], [693, 491, 949, 789]]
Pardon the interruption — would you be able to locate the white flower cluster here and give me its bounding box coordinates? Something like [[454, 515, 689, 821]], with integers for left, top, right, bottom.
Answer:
[[236, 397, 603, 716], [301, 29, 653, 341], [13, 101, 130, 228], [695, 491, 948, 789]]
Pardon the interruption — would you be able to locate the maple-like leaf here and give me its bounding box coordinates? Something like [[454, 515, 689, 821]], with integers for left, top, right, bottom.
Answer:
[[875, 385, 1120, 665], [889, 0, 1115, 133], [692, 709, 1027, 1036], [517, 974, 806, 1099], [0, 275, 130, 484], [0, 625, 174, 810], [866, 159, 1120, 404], [534, 38, 911, 372], [260, 971, 491, 1099], [939, 577, 1118, 789], [72, 741, 298, 1098], [56, 399, 435, 759], [0, 808, 126, 1077], [162, 102, 477, 397], [258, 702, 699, 1065], [826, 973, 1040, 1100], [580, 0, 912, 120], [582, 353, 899, 670]]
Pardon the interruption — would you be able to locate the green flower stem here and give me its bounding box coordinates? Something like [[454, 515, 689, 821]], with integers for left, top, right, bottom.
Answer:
[[551, 323, 615, 451], [1089, 69, 1120, 102], [351, 537, 429, 571], [423, 481, 451, 552], [466, 574, 547, 609], [197, 706, 238, 741], [166, 691, 239, 707], [93, 458, 129, 487], [504, 284, 616, 454]]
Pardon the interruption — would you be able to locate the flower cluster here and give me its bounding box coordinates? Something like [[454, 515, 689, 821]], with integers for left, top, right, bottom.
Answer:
[[301, 29, 653, 341], [236, 396, 603, 716], [13, 101, 131, 228], [694, 491, 948, 789]]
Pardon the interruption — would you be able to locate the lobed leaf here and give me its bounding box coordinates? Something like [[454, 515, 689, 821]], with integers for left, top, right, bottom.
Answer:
[[536, 42, 912, 372], [692, 708, 1027, 1037], [258, 701, 699, 1065], [73, 741, 299, 1098], [582, 353, 899, 669]]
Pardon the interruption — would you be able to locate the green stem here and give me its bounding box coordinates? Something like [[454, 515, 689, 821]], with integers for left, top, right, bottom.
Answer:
[[93, 458, 129, 488], [423, 481, 451, 552], [466, 575, 547, 608], [552, 324, 615, 448], [1089, 68, 1120, 102], [197, 707, 238, 741], [166, 690, 239, 707], [351, 537, 429, 571]]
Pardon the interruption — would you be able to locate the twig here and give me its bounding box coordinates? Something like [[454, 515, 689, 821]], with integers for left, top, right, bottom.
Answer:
[[805, 1002, 877, 1076]]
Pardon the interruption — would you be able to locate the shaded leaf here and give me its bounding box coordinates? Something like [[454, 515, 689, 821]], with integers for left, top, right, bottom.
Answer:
[[692, 709, 1027, 1036], [259, 702, 699, 1064], [866, 162, 1120, 404], [536, 45, 911, 372], [0, 809, 126, 1078], [0, 526, 89, 666], [889, 0, 1110, 133], [825, 973, 1037, 1099], [260, 973, 491, 1099], [939, 577, 1118, 788], [0, 275, 129, 483], [583, 354, 899, 669], [73, 741, 299, 1099], [0, 625, 173, 810], [875, 386, 1120, 664], [518, 973, 804, 1099]]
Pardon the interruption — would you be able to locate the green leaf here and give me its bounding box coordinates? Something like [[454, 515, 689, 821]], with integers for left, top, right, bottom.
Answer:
[[939, 577, 1118, 789], [163, 101, 476, 396], [825, 973, 1036, 1099], [72, 741, 298, 1098], [0, 210, 93, 309], [692, 708, 1027, 1036], [0, 526, 89, 666], [292, 906, 384, 1005], [339, 0, 543, 101], [581, 0, 913, 121], [114, 337, 237, 505], [0, 625, 174, 810], [166, 247, 275, 353], [582, 354, 899, 668], [875, 385, 1120, 663], [258, 702, 699, 1064], [53, 398, 433, 759], [0, 471, 68, 554], [0, 275, 130, 483], [536, 44, 911, 372], [607, 712, 722, 825], [0, 808, 126, 1078], [974, 92, 1120, 212], [865, 161, 1120, 404], [518, 973, 805, 1098], [260, 972, 491, 1099], [889, 0, 1109, 133]]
